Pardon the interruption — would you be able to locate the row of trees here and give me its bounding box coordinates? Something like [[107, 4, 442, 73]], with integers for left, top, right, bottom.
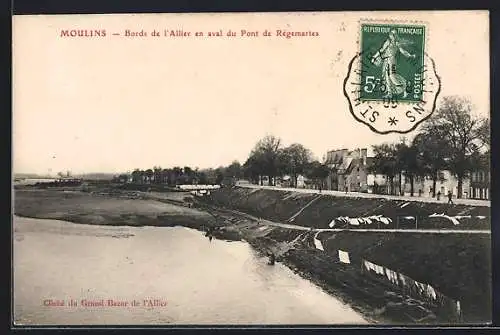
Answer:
[[120, 137, 330, 189], [118, 95, 488, 199], [241, 96, 489, 199], [242, 136, 329, 188], [122, 163, 245, 186], [369, 96, 490, 198]]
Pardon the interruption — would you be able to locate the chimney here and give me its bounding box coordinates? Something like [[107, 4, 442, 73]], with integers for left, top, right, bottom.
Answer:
[[361, 149, 367, 165]]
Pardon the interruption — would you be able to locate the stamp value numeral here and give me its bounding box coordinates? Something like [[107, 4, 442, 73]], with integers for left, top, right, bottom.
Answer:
[[363, 76, 388, 94]]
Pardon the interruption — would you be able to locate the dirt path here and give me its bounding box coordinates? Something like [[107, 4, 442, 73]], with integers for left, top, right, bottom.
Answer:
[[238, 184, 490, 207], [213, 206, 490, 235]]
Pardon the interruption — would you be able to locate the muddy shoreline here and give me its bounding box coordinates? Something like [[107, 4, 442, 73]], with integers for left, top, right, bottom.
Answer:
[[13, 187, 490, 325]]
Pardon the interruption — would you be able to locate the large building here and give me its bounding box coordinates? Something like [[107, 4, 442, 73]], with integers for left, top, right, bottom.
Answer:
[[325, 147, 476, 198], [469, 170, 490, 200], [401, 171, 471, 199], [325, 148, 378, 193]]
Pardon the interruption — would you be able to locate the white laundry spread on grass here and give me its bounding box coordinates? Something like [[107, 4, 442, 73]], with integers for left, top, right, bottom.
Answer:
[[338, 250, 350, 264], [364, 260, 385, 275], [313, 231, 324, 251], [329, 215, 393, 228], [385, 268, 399, 285], [327, 213, 487, 228], [363, 260, 441, 303], [429, 213, 460, 225], [399, 273, 406, 285], [428, 213, 489, 225]]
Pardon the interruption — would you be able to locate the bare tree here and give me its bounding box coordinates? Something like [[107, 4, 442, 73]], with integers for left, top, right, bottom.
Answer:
[[281, 143, 313, 187], [477, 117, 490, 150], [250, 135, 283, 186], [412, 131, 449, 197], [423, 96, 483, 198], [369, 143, 398, 195]]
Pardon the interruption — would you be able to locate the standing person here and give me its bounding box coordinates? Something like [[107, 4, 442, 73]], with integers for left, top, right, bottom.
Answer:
[[267, 252, 275, 265], [447, 191, 454, 204], [437, 191, 441, 201]]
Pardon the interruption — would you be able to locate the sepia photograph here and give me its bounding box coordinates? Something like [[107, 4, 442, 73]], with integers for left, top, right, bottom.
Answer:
[[12, 11, 491, 326]]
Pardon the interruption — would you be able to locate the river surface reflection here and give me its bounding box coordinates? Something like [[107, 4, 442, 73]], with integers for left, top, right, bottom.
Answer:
[[13, 216, 368, 325]]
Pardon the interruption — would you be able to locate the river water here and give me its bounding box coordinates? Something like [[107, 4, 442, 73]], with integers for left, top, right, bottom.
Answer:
[[13, 216, 368, 325]]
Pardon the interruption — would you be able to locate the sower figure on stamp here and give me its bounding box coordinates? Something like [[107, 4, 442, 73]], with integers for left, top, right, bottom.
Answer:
[[370, 29, 416, 99]]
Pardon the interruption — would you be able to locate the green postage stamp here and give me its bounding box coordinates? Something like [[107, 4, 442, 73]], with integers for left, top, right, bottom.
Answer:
[[360, 24, 425, 103], [343, 21, 441, 134]]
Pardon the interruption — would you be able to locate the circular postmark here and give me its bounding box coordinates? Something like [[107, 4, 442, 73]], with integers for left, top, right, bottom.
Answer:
[[344, 23, 441, 134]]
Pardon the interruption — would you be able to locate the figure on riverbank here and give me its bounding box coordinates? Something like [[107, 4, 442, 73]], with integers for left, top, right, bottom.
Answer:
[[205, 226, 214, 242], [447, 191, 454, 205], [267, 252, 276, 265]]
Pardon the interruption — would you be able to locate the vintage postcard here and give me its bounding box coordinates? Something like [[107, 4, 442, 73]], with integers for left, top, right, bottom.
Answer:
[[12, 11, 491, 326]]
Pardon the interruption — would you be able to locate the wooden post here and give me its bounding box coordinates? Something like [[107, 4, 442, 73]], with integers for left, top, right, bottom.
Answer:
[[396, 216, 399, 229], [415, 215, 418, 230]]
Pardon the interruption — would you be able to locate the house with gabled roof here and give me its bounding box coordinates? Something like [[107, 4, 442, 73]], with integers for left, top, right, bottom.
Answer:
[[325, 148, 390, 193]]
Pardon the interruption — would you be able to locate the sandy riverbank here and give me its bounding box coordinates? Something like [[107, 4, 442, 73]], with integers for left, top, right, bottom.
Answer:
[[13, 187, 491, 324]]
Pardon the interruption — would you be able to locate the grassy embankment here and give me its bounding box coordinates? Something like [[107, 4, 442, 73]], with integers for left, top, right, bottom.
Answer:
[[200, 187, 491, 324], [208, 187, 490, 230], [13, 185, 491, 324]]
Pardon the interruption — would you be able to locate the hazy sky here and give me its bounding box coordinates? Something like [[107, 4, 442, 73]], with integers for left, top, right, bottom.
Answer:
[[13, 11, 489, 174]]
